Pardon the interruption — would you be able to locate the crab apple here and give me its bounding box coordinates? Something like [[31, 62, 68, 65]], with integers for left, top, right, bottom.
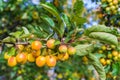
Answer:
[[59, 45, 67, 53], [46, 39, 55, 49], [112, 50, 118, 57], [16, 44, 24, 51], [113, 0, 118, 5], [27, 54, 35, 62], [36, 56, 46, 67], [58, 53, 69, 61], [110, 6, 116, 10], [101, 45, 107, 51], [16, 52, 27, 64], [107, 53, 112, 58], [109, 2, 113, 6], [100, 58, 106, 66], [113, 56, 118, 61], [8, 56, 17, 67], [46, 55, 56, 67], [32, 50, 41, 57], [118, 53, 120, 59], [31, 41, 42, 50], [106, 59, 111, 65], [4, 52, 11, 60], [107, 0, 112, 3], [68, 46, 76, 55], [101, 0, 106, 2], [82, 56, 88, 62]]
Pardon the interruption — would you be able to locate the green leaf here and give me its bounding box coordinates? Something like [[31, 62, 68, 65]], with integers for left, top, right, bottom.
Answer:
[[101, 3, 108, 8], [73, 0, 84, 16], [55, 40, 60, 45], [15, 76, 23, 80], [34, 32, 47, 38], [72, 16, 86, 25], [38, 23, 51, 34], [95, 53, 106, 59], [45, 32, 54, 40], [40, 3, 62, 24], [8, 47, 16, 56], [59, 21, 65, 38], [3, 37, 16, 43], [84, 25, 115, 36], [20, 34, 31, 38], [88, 53, 106, 80], [21, 12, 28, 19], [40, 15, 55, 27], [61, 13, 71, 30], [104, 65, 111, 73], [40, 15, 63, 38], [75, 44, 94, 56], [9, 31, 23, 38], [22, 27, 29, 34], [88, 32, 118, 46], [112, 63, 119, 76], [10, 71, 16, 79]]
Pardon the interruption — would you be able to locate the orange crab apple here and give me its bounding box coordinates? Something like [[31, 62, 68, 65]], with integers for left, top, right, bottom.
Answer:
[[46, 55, 56, 67], [16, 52, 27, 64], [31, 41, 42, 50], [68, 46, 76, 55], [8, 56, 17, 67], [36, 56, 46, 67], [59, 45, 67, 53], [46, 39, 55, 49]]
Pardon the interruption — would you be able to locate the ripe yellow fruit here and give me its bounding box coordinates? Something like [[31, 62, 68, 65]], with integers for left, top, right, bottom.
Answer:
[[118, 53, 120, 58], [32, 50, 41, 57], [46, 55, 56, 67], [113, 56, 118, 61], [68, 47, 76, 55], [36, 56, 46, 67], [46, 39, 55, 49], [8, 56, 17, 67], [57, 73, 63, 79], [100, 58, 106, 66], [27, 54, 35, 62], [98, 50, 103, 54], [4, 52, 11, 60], [58, 53, 69, 61], [18, 70, 22, 74], [32, 11, 39, 19], [16, 44, 24, 51], [16, 52, 27, 64], [107, 53, 112, 58], [82, 56, 88, 62], [113, 0, 118, 5], [110, 45, 116, 49], [89, 77, 95, 80], [101, 45, 107, 50], [106, 59, 111, 65], [107, 0, 112, 3], [31, 41, 42, 50], [112, 51, 118, 57], [59, 45, 67, 53]]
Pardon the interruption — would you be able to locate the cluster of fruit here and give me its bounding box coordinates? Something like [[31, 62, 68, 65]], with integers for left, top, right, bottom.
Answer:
[[4, 39, 76, 67], [98, 0, 120, 27], [101, 0, 120, 14], [97, 45, 120, 66]]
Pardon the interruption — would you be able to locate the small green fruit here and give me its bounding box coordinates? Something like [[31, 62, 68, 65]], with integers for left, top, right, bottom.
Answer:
[[106, 59, 111, 65], [107, 53, 112, 58]]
